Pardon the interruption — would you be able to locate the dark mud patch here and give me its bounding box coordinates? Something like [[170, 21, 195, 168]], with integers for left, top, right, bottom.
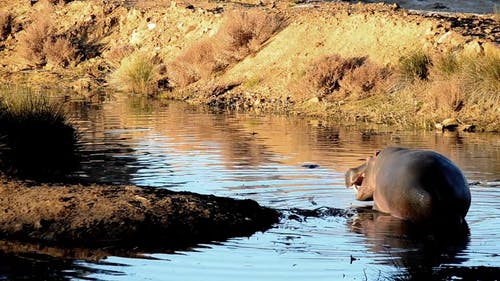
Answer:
[[0, 178, 279, 252]]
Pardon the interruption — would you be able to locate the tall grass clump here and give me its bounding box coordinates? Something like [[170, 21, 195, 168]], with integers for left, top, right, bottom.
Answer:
[[398, 51, 431, 82], [169, 9, 284, 87], [111, 52, 159, 95], [0, 90, 79, 180], [460, 53, 500, 106], [434, 52, 460, 77]]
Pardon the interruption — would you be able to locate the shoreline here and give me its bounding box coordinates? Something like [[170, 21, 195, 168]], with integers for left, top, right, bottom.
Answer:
[[0, 0, 499, 131]]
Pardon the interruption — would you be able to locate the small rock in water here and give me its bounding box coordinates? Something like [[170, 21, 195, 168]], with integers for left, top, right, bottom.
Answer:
[[302, 163, 320, 169]]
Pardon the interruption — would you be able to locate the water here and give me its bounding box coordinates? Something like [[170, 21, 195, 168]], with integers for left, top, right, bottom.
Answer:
[[360, 0, 499, 14], [1, 96, 499, 280]]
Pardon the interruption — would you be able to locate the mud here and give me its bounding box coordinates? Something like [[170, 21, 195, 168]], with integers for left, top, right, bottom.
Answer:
[[0, 177, 279, 251]]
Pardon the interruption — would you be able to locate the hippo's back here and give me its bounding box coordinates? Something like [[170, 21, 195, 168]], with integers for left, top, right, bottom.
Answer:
[[373, 147, 471, 223]]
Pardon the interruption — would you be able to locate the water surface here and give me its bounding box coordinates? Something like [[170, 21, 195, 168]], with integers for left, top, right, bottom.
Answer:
[[1, 96, 499, 280]]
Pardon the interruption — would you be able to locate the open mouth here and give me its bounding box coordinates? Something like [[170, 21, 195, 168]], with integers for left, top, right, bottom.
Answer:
[[349, 173, 365, 190]]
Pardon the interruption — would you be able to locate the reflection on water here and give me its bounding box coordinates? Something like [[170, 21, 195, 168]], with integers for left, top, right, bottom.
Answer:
[[1, 96, 499, 280]]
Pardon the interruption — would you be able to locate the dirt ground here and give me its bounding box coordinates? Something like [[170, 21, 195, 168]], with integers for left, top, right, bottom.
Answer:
[[0, 177, 279, 252]]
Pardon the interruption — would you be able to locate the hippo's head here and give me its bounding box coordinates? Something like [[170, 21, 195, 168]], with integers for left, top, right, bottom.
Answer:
[[345, 155, 376, 201]]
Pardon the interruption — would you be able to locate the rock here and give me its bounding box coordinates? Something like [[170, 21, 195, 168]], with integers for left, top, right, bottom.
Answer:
[[436, 118, 459, 131], [437, 31, 466, 47], [463, 40, 483, 55], [460, 124, 476, 132]]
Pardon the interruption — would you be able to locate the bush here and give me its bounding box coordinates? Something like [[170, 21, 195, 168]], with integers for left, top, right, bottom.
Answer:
[[111, 52, 159, 95], [17, 4, 79, 68], [107, 44, 135, 68], [169, 9, 284, 87], [0, 90, 79, 180], [339, 61, 392, 100], [17, 9, 55, 66], [216, 9, 284, 60], [398, 51, 431, 81], [304, 54, 364, 98], [43, 36, 79, 67]]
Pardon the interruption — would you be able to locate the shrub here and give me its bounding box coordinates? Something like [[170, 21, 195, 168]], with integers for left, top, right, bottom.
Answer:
[[111, 52, 159, 95], [169, 40, 223, 87], [0, 11, 11, 41], [169, 9, 284, 87], [216, 9, 284, 60], [17, 10, 55, 66], [43, 36, 79, 67], [339, 61, 392, 100], [304, 54, 364, 98], [398, 51, 431, 81], [0, 90, 79, 180]]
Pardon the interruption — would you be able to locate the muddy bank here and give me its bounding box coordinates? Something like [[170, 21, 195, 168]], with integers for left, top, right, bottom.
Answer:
[[0, 178, 279, 251]]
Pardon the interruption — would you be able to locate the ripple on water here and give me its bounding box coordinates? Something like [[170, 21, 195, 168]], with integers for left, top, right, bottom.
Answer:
[[7, 98, 497, 281]]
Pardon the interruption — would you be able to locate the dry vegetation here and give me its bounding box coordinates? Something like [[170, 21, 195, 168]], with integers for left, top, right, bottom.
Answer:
[[16, 2, 80, 67], [168, 9, 284, 87], [300, 55, 391, 102], [0, 0, 498, 130], [110, 52, 160, 95]]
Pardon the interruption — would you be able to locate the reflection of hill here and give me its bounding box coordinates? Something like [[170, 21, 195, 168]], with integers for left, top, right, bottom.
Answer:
[[68, 96, 500, 181]]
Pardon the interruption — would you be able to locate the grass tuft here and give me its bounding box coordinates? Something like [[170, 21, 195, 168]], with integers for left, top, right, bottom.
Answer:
[[398, 51, 431, 81], [111, 52, 159, 95], [0, 89, 80, 180], [460, 53, 500, 106]]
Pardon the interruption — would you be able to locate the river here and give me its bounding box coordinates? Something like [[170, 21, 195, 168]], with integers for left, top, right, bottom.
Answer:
[[360, 0, 498, 14], [1, 96, 499, 280]]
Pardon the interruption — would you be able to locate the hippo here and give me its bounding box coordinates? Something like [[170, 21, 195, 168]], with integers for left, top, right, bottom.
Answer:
[[345, 147, 471, 224]]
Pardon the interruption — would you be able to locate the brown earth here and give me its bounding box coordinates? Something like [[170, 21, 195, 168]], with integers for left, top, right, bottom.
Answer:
[[0, 177, 279, 253]]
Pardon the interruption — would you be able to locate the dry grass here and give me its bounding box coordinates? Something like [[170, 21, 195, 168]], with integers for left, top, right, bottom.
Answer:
[[110, 52, 159, 95], [0, 88, 79, 180], [304, 54, 364, 99], [43, 36, 79, 67], [339, 60, 392, 100], [398, 51, 431, 82], [17, 7, 55, 66], [169, 9, 284, 87], [216, 9, 284, 60], [106, 45, 135, 68], [0, 11, 11, 41], [460, 53, 500, 107]]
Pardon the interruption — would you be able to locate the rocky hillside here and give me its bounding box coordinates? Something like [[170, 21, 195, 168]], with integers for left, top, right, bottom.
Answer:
[[0, 0, 498, 130]]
